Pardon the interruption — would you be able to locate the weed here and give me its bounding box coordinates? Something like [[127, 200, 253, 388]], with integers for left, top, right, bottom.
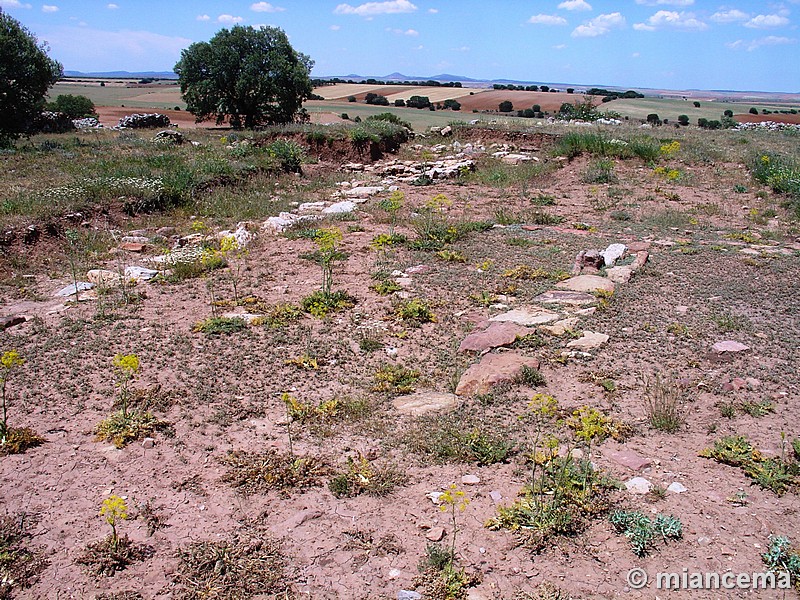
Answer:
[[0, 350, 41, 455], [567, 406, 630, 443], [516, 365, 546, 387], [470, 291, 498, 307], [0, 513, 48, 597], [258, 302, 303, 328], [76, 533, 153, 577], [582, 159, 617, 184], [371, 278, 401, 296], [95, 410, 164, 449], [222, 449, 328, 493], [301, 289, 356, 318], [192, 316, 248, 335], [642, 374, 686, 433], [407, 416, 516, 465], [719, 401, 737, 419], [739, 400, 775, 417], [173, 531, 292, 599], [609, 511, 683, 556], [377, 190, 404, 232], [762, 535, 800, 589], [394, 298, 436, 326], [100, 495, 128, 552], [284, 353, 318, 371], [528, 210, 564, 225], [530, 194, 556, 206], [436, 249, 466, 263], [373, 364, 420, 395], [712, 312, 750, 332], [328, 454, 406, 498], [282, 393, 340, 423], [700, 435, 799, 495]]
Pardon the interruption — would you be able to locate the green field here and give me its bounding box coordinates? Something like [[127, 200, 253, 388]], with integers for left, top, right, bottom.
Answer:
[[605, 96, 800, 123], [49, 81, 185, 110]]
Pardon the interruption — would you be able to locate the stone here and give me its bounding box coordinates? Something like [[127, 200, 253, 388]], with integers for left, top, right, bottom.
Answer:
[[221, 312, 262, 324], [298, 201, 328, 213], [0, 315, 25, 331], [55, 282, 94, 297], [556, 275, 615, 294], [398, 592, 422, 600], [125, 266, 159, 282], [119, 242, 145, 252], [489, 307, 560, 326], [263, 212, 319, 233], [393, 391, 460, 416], [440, 125, 453, 136], [425, 491, 443, 504], [625, 477, 653, 494], [141, 437, 155, 449], [87, 269, 124, 287], [566, 331, 609, 351], [426, 526, 446, 542], [539, 317, 579, 337], [151, 129, 184, 144], [343, 186, 384, 199], [322, 200, 357, 215], [461, 474, 480, 485], [627, 241, 651, 252], [459, 322, 527, 353], [121, 235, 149, 244], [283, 509, 323, 530], [533, 290, 597, 306], [667, 482, 687, 494], [600, 243, 626, 267], [631, 251, 649, 270], [605, 266, 633, 284], [712, 340, 750, 353], [605, 448, 651, 471], [501, 153, 532, 165], [489, 490, 503, 502], [455, 352, 540, 396]]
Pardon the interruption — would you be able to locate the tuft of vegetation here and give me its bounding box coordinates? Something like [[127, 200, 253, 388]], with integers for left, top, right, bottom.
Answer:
[[373, 364, 420, 395], [222, 449, 328, 494], [407, 417, 516, 466], [301, 289, 356, 318], [609, 511, 683, 556], [0, 513, 48, 597], [642, 374, 686, 433], [95, 410, 164, 449], [192, 316, 248, 335], [328, 455, 406, 498], [762, 535, 800, 590], [394, 298, 436, 326], [516, 365, 547, 387], [173, 531, 293, 599], [700, 435, 799, 495]]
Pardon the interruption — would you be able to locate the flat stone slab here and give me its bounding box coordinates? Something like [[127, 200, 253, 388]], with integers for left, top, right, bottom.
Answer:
[[566, 331, 609, 351], [539, 317, 579, 337], [459, 321, 527, 353], [393, 391, 460, 416], [605, 448, 651, 471], [556, 274, 615, 293], [125, 266, 159, 282], [55, 282, 94, 297], [712, 340, 750, 354], [625, 477, 653, 494], [489, 307, 560, 326], [343, 186, 384, 199], [0, 315, 26, 331], [605, 266, 633, 284], [533, 290, 597, 306], [322, 200, 356, 215], [87, 269, 124, 287], [455, 352, 540, 397]]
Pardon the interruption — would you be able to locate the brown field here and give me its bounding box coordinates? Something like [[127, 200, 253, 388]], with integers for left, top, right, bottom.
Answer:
[[456, 90, 600, 113], [736, 112, 800, 124]]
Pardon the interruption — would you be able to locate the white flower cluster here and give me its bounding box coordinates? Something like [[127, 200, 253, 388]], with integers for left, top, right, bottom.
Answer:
[[735, 121, 800, 132]]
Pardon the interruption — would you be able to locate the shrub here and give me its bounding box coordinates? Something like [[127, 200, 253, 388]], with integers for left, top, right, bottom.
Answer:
[[693, 101, 701, 108], [749, 107, 758, 115], [394, 298, 436, 326], [347, 95, 356, 102], [609, 511, 683, 556], [646, 113, 661, 125], [47, 94, 96, 118], [642, 374, 685, 433], [407, 95, 431, 109], [373, 364, 420, 394], [499, 100, 513, 113], [677, 114, 689, 126], [394, 98, 405, 107], [328, 455, 406, 497]]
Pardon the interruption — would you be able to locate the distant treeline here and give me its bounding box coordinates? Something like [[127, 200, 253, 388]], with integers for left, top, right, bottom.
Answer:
[[312, 78, 463, 88], [490, 84, 645, 102]]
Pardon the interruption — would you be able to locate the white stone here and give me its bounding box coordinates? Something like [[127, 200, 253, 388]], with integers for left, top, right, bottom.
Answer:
[[321, 201, 356, 215], [461, 474, 481, 485], [600, 243, 626, 267], [125, 266, 160, 282], [625, 477, 653, 494], [667, 482, 687, 494], [55, 282, 94, 297], [489, 307, 560, 326], [566, 331, 609, 351]]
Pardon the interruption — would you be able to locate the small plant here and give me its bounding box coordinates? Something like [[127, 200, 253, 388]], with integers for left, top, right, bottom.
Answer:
[[219, 234, 247, 305], [642, 373, 685, 433], [0, 512, 48, 597], [394, 298, 436, 327], [582, 159, 617, 184], [371, 278, 401, 296], [313, 227, 344, 296], [328, 454, 406, 498], [609, 510, 683, 556], [762, 535, 800, 589], [436, 249, 466, 263], [192, 316, 248, 336], [700, 435, 799, 495], [567, 406, 630, 444], [100, 495, 128, 551], [470, 290, 497, 307], [258, 302, 303, 328], [373, 364, 420, 395], [516, 365, 546, 387], [222, 449, 328, 493], [378, 190, 404, 232], [301, 289, 356, 318], [0, 350, 43, 455], [282, 393, 340, 423]]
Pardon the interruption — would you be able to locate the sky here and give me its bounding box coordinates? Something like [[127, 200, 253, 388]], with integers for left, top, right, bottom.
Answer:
[[1, 0, 798, 92]]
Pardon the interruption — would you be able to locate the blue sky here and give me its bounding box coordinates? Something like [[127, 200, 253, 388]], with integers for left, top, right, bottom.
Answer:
[[1, 0, 797, 92]]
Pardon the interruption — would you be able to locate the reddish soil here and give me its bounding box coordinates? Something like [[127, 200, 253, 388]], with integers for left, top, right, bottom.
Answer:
[[94, 106, 218, 129], [735, 113, 800, 124]]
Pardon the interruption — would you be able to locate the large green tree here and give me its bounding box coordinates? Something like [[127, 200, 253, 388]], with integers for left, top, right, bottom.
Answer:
[[0, 9, 63, 147], [174, 25, 314, 129]]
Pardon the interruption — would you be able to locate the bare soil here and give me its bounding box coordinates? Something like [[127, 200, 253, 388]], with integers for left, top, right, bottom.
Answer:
[[1, 126, 799, 599]]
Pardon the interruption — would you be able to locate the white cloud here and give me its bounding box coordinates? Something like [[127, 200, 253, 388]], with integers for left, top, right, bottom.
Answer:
[[413, 44, 424, 49], [107, 3, 118, 8], [632, 51, 640, 57], [558, 0, 591, 10], [727, 35, 796, 50], [42, 4, 58, 12], [330, 24, 341, 30], [386, 27, 418, 35], [0, 0, 32, 6], [745, 14, 790, 28], [635, 0, 693, 5], [528, 14, 568, 26], [334, 0, 417, 16], [572, 12, 625, 37], [250, 2, 285, 12], [452, 45, 469, 52], [196, 14, 210, 21], [710, 9, 749, 23], [553, 43, 567, 49], [428, 7, 438, 13], [634, 10, 707, 31], [217, 14, 244, 24]]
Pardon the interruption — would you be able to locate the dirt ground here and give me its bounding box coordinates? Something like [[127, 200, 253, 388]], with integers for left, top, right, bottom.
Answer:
[[1, 124, 799, 599]]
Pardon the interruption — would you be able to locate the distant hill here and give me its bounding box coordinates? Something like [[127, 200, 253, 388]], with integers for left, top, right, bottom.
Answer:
[[64, 70, 178, 79], [322, 72, 480, 83]]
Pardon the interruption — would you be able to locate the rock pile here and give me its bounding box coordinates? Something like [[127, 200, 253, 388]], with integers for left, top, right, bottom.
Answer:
[[117, 113, 171, 129]]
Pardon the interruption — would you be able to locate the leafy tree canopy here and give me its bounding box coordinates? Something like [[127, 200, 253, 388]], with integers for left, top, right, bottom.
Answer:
[[0, 9, 63, 146], [174, 25, 313, 129]]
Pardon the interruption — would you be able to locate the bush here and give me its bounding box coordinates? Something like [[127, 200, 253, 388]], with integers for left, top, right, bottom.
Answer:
[[749, 107, 758, 115], [532, 104, 541, 113], [724, 109, 733, 118], [443, 98, 461, 111], [498, 100, 513, 113], [693, 101, 701, 108], [677, 114, 689, 126], [347, 95, 356, 102], [407, 95, 431, 109], [646, 113, 661, 125], [394, 98, 405, 107], [47, 94, 96, 119]]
